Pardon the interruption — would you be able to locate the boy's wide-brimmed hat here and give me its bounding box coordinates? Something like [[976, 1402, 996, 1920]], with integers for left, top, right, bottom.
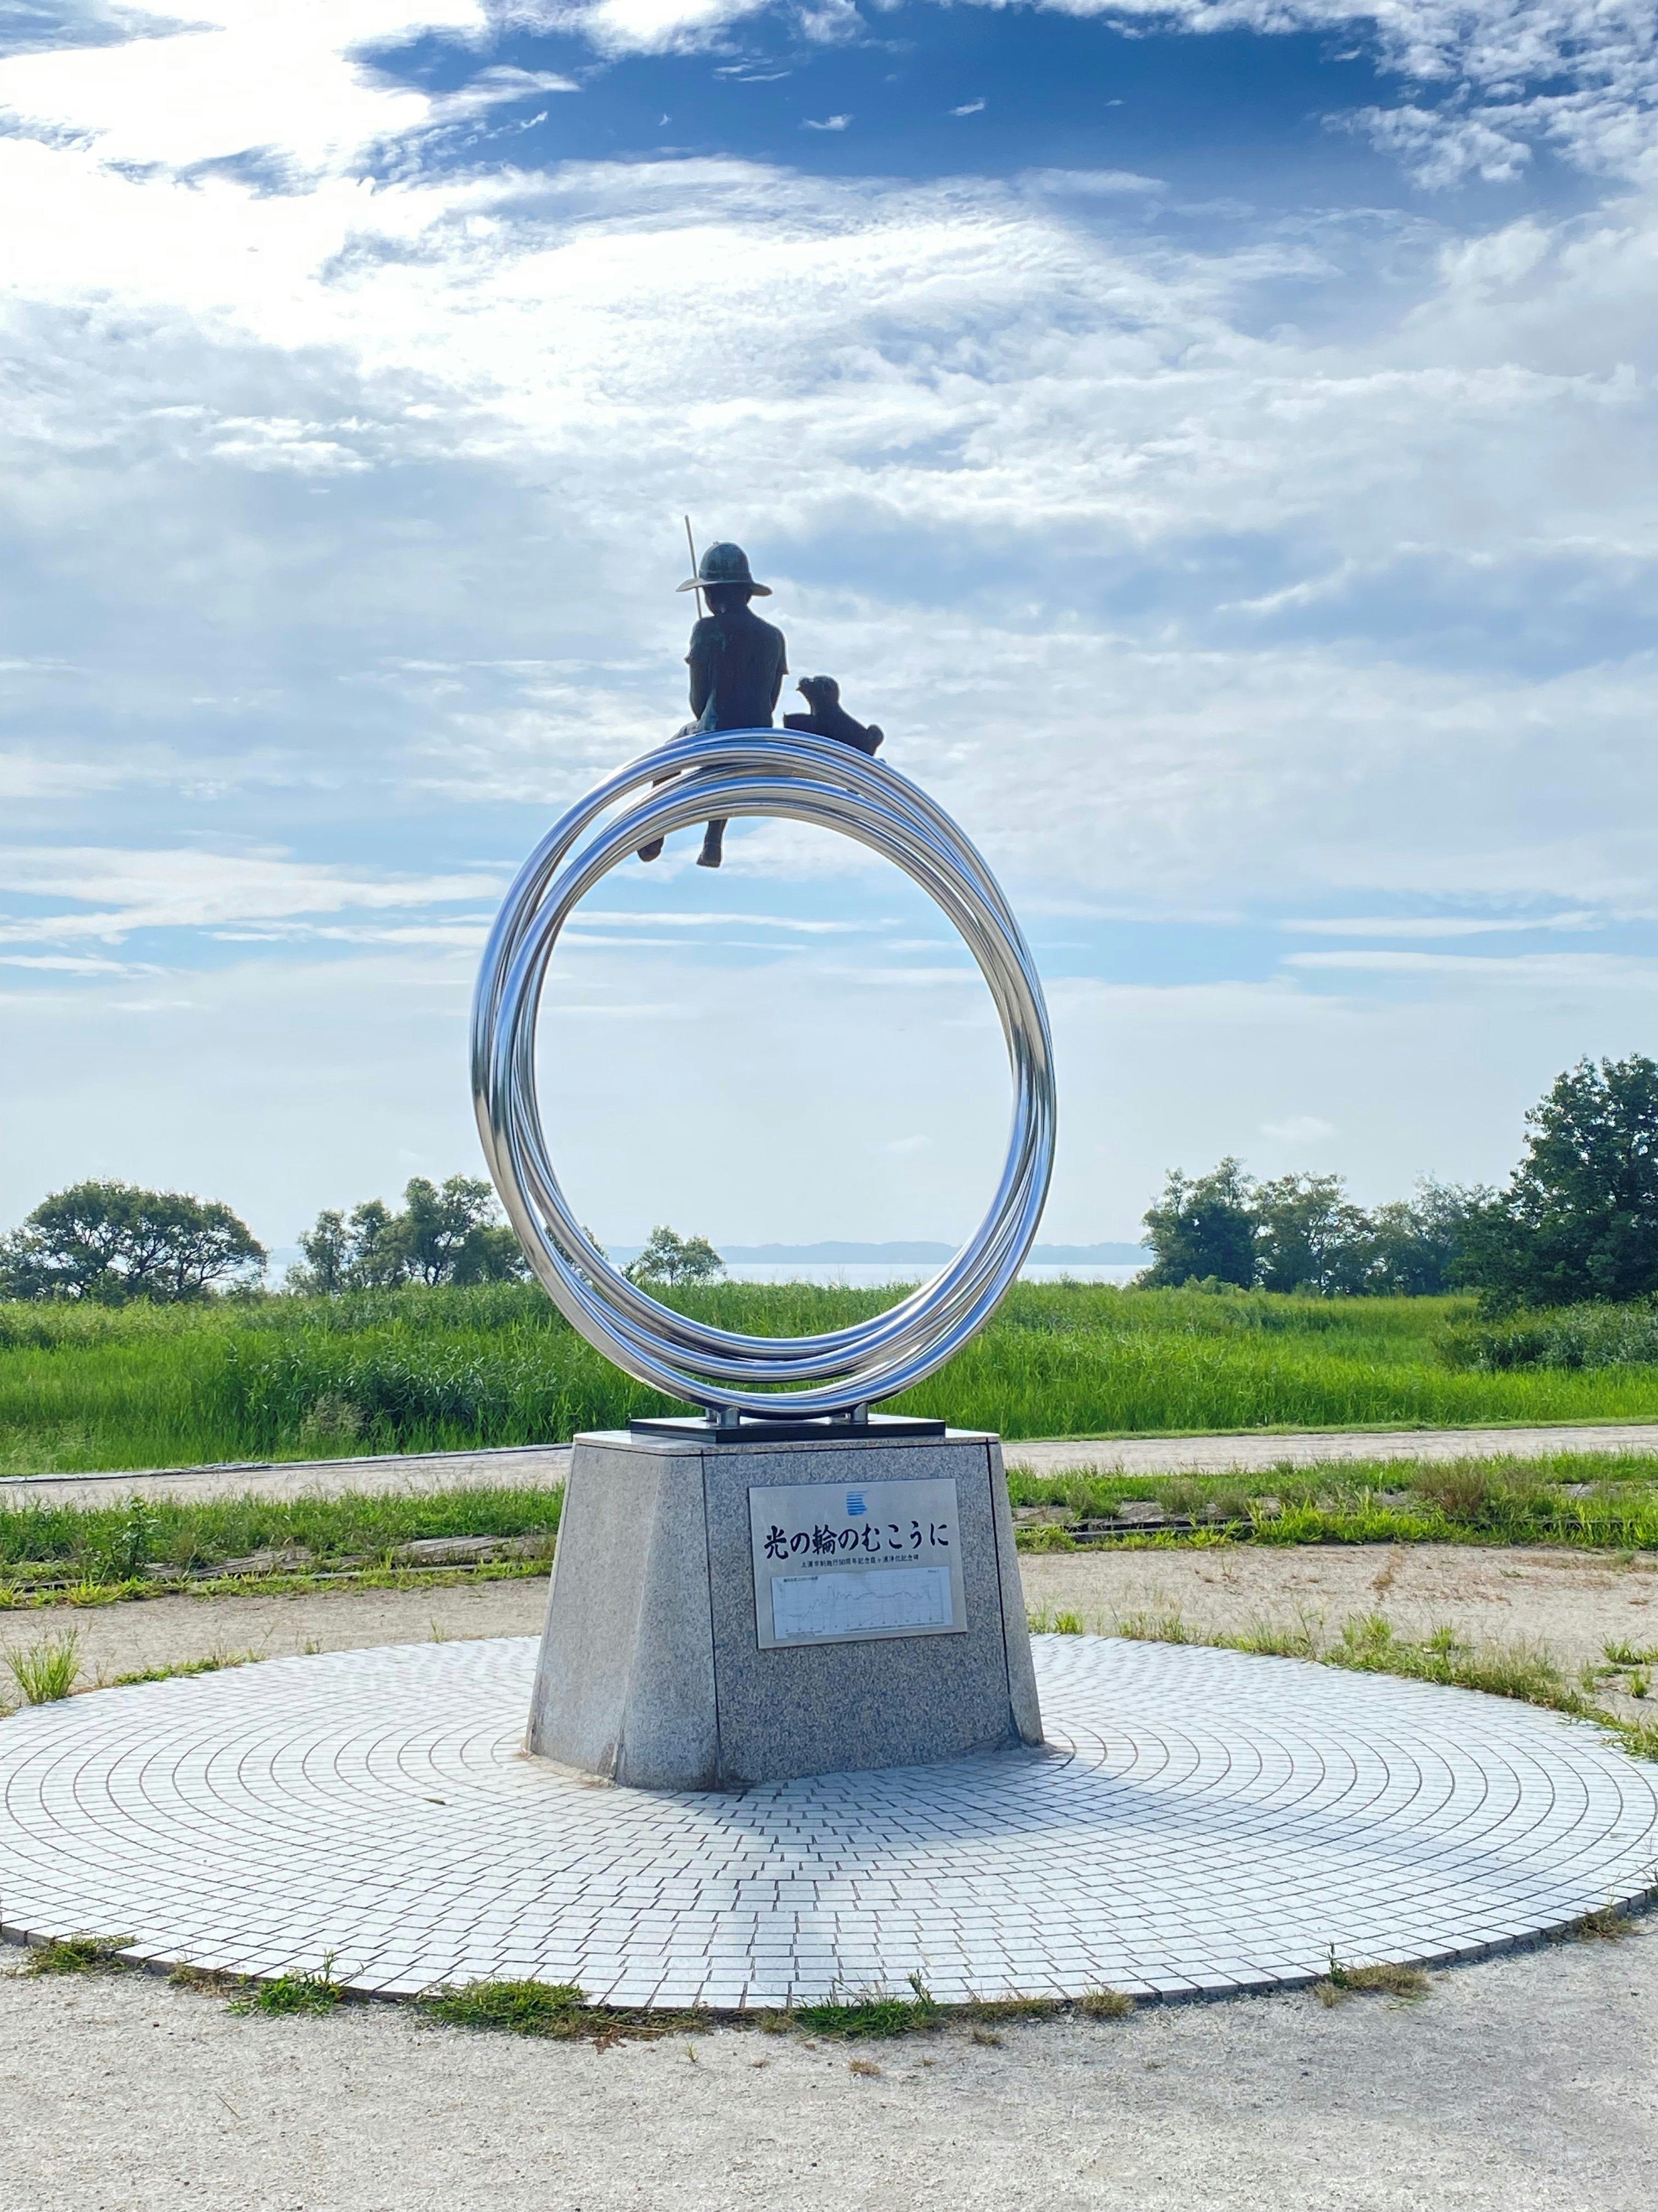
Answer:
[[678, 541, 772, 596]]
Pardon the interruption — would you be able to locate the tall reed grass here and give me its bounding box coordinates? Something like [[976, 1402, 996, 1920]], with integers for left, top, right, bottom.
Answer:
[[5, 1283, 1658, 1476]]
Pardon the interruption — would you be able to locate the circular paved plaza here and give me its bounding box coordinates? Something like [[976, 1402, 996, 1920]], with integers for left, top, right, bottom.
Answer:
[[2, 1635, 1653, 2006]]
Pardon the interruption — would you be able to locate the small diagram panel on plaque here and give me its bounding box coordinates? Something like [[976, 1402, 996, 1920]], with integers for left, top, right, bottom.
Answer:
[[748, 1478, 969, 1649]]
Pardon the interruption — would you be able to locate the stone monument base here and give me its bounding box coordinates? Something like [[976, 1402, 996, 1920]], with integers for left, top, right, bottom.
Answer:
[[526, 1427, 1042, 1790]]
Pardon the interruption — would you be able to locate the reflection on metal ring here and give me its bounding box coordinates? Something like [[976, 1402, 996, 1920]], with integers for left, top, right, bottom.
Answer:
[[471, 728, 1056, 1418]]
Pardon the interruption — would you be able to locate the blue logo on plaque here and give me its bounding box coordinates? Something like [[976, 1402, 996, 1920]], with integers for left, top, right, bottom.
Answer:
[[845, 1493, 867, 1516]]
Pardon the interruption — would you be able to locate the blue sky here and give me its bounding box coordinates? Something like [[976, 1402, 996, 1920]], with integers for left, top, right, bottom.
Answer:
[[1, 1, 1655, 1252]]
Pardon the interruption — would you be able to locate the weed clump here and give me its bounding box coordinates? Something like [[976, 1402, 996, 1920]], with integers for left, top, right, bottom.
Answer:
[[3, 1631, 80, 1703], [417, 1979, 588, 2038], [1318, 1951, 1430, 2005], [1076, 1987, 1136, 2019], [1557, 1906, 1635, 1943], [964, 1994, 1063, 2023], [795, 1974, 942, 2041], [109, 1651, 256, 1689], [414, 1979, 718, 2047], [22, 1933, 132, 1975], [230, 1956, 342, 2016], [168, 1962, 238, 1991]]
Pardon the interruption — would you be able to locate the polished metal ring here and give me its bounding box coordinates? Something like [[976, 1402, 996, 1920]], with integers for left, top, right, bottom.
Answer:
[[471, 728, 1056, 1418]]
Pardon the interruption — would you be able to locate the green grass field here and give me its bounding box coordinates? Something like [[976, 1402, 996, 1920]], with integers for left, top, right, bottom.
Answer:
[[5, 1281, 1658, 1478]]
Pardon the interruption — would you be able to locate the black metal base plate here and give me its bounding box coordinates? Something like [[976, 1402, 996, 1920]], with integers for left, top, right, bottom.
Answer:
[[628, 1413, 947, 1444]]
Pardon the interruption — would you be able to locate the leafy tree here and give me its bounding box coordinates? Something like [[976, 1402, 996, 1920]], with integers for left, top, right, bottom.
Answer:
[[625, 1225, 724, 1288], [1251, 1172, 1373, 1296], [291, 1208, 351, 1295], [343, 1199, 407, 1289], [396, 1176, 522, 1287], [288, 1200, 399, 1293], [1461, 1055, 1658, 1306], [1140, 1160, 1256, 1288], [288, 1177, 527, 1293], [1359, 1180, 1493, 1296], [0, 1181, 266, 1304]]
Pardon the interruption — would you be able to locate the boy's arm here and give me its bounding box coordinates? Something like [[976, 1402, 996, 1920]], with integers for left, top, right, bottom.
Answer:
[[687, 624, 715, 718]]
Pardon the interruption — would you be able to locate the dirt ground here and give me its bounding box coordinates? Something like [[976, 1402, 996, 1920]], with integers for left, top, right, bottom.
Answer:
[[4, 1546, 1658, 2208], [1022, 1543, 1658, 1719], [1, 1922, 1653, 2212], [7, 1544, 1658, 1720], [0, 1575, 554, 1690]]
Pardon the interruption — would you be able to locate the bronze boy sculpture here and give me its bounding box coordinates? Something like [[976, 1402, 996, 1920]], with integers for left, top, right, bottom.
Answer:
[[638, 542, 786, 870], [639, 542, 885, 869]]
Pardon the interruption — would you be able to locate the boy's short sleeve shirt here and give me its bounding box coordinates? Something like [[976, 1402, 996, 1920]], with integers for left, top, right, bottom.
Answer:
[[687, 607, 788, 730]]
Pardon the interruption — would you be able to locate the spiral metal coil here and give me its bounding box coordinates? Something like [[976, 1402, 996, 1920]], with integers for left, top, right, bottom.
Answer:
[[471, 727, 1056, 1419]]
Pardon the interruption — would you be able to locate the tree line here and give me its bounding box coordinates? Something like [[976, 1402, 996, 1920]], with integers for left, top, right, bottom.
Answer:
[[3, 1054, 1655, 1310], [0, 1174, 725, 1303], [1142, 1055, 1658, 1307]]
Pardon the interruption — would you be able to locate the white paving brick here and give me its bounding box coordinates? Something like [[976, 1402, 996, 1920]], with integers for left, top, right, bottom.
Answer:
[[0, 1634, 1653, 2006]]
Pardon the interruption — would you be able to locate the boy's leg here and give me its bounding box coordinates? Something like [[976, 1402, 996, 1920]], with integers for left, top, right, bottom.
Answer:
[[697, 819, 726, 869], [638, 759, 687, 862]]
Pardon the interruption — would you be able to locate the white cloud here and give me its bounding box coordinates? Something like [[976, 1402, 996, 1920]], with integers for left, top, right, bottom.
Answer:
[[0, 3, 1654, 1231], [0, 951, 161, 975], [0, 4, 493, 175], [1261, 1113, 1337, 1141], [1284, 950, 1658, 987], [987, 3, 1658, 185], [1283, 912, 1598, 937], [0, 848, 505, 943], [507, 0, 772, 59]]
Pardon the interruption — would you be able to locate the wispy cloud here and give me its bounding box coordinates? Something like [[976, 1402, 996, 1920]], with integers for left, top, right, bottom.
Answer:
[[1284, 951, 1658, 987], [1282, 913, 1599, 938], [0, 849, 505, 944], [1261, 1113, 1336, 1141]]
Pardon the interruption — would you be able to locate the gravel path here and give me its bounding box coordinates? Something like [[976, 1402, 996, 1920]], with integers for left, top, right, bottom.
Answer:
[[1, 1924, 1652, 2211], [7, 1419, 1658, 1510], [0, 1444, 575, 1511], [1009, 1420, 1658, 1477]]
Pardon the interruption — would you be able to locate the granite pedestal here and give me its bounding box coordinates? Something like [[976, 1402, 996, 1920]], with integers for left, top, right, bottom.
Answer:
[[526, 1427, 1042, 1789]]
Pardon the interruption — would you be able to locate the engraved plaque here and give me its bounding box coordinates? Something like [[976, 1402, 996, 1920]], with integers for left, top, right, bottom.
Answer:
[[748, 1477, 967, 1649]]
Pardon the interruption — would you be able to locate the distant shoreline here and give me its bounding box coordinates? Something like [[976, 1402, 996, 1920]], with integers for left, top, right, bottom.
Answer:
[[708, 1240, 1150, 1266]]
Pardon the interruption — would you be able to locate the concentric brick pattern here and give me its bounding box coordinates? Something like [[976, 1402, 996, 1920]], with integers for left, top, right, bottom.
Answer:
[[2, 1637, 1653, 2005]]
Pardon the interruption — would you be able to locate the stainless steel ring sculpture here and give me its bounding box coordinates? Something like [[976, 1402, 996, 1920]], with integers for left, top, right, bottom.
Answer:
[[472, 728, 1056, 1419]]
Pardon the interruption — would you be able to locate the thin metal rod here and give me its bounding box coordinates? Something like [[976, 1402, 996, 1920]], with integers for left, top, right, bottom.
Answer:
[[684, 515, 704, 618]]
